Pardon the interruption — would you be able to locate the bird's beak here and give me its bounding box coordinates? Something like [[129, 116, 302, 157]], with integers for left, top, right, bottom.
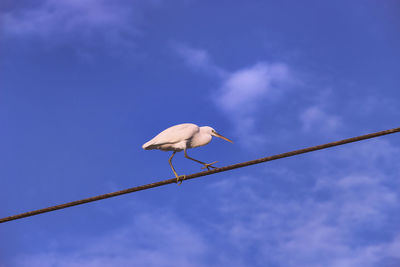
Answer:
[[213, 132, 233, 143]]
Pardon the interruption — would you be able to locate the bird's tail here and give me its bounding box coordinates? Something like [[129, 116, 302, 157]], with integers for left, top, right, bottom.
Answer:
[[142, 141, 157, 150]]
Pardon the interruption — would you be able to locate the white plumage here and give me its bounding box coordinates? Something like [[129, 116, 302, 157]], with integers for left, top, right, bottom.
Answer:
[[143, 123, 233, 183]]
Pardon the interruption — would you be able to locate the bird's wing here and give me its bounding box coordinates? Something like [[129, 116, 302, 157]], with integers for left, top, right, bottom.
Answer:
[[144, 123, 199, 147]]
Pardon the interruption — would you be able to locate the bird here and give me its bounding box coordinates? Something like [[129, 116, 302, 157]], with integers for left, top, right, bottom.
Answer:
[[142, 123, 233, 184]]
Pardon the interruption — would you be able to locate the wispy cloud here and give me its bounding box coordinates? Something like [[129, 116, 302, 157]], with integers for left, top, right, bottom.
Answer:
[[298, 89, 343, 136], [174, 44, 226, 77], [10, 139, 400, 267], [217, 63, 289, 114], [207, 139, 400, 266], [174, 44, 293, 148], [215, 62, 291, 147], [14, 212, 209, 267], [300, 105, 342, 134], [2, 0, 136, 49]]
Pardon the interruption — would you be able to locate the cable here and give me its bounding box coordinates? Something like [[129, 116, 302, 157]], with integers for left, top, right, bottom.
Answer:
[[1, 126, 399, 224]]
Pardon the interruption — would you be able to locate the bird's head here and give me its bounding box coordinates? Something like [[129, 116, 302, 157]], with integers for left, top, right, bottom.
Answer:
[[202, 126, 233, 143]]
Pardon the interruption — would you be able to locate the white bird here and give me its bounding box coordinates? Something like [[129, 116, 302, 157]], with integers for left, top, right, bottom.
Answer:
[[142, 123, 233, 184]]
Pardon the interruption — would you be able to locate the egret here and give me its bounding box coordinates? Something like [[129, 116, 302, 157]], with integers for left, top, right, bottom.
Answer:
[[142, 123, 233, 184]]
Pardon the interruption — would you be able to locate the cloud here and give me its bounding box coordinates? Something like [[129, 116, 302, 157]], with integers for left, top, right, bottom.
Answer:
[[215, 62, 292, 147], [217, 62, 290, 114], [174, 44, 226, 76], [2, 0, 136, 49], [9, 139, 400, 267], [300, 105, 342, 134], [207, 139, 400, 266], [14, 212, 209, 267], [174, 44, 293, 148]]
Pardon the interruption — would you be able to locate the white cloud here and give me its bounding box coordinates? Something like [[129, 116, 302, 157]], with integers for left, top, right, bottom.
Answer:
[[217, 63, 289, 114], [14, 212, 208, 267], [9, 139, 400, 267], [2, 0, 136, 48], [174, 44, 226, 76], [300, 105, 342, 134], [216, 62, 291, 147], [207, 139, 400, 266], [174, 44, 293, 148]]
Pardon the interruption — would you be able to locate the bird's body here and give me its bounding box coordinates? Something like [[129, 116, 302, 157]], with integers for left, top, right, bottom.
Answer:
[[143, 123, 233, 183], [143, 123, 212, 151]]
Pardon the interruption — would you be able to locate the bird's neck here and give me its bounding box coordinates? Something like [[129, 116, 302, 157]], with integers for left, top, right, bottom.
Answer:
[[190, 129, 212, 148]]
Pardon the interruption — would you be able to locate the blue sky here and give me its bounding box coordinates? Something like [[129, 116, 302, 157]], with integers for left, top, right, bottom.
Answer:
[[1, 0, 400, 266]]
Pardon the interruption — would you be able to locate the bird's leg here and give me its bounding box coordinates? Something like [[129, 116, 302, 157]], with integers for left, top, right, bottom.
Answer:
[[201, 161, 219, 170], [184, 149, 218, 170], [169, 152, 185, 185]]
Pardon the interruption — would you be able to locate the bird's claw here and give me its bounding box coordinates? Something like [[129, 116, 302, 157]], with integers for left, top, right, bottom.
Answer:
[[201, 161, 218, 170], [176, 175, 186, 185]]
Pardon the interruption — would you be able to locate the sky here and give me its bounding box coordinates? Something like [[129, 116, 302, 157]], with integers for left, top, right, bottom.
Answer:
[[1, 0, 400, 266]]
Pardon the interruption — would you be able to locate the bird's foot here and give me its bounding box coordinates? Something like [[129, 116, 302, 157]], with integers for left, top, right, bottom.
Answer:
[[201, 161, 218, 170], [176, 175, 186, 185]]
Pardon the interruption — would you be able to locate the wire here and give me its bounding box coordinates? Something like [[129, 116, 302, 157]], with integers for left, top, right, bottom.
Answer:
[[1, 126, 400, 224]]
